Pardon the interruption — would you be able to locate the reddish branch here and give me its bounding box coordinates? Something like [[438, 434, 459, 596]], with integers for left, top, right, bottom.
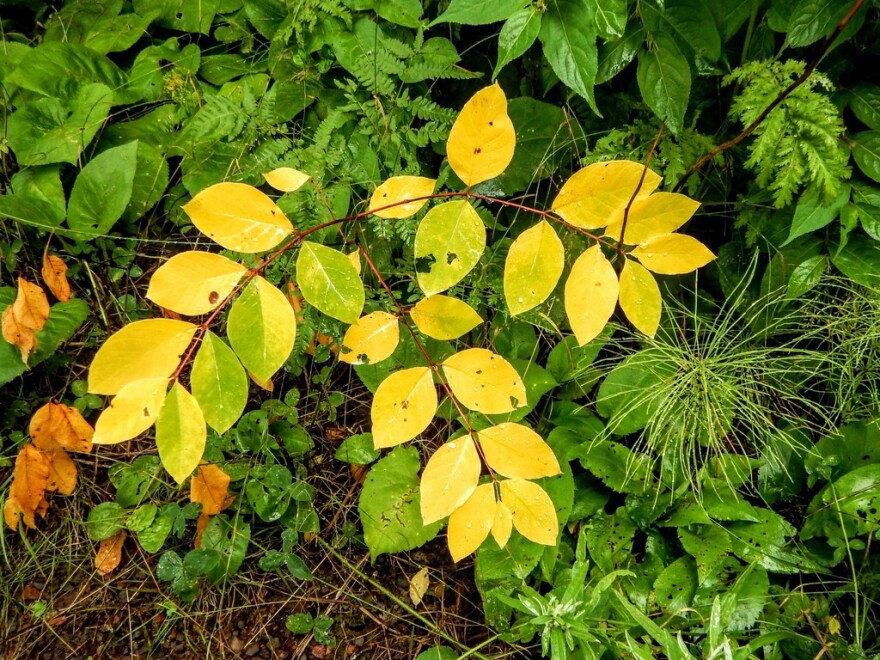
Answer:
[[618, 123, 664, 254]]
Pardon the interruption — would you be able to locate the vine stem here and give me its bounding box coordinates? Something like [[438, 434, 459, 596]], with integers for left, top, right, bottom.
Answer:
[[673, 0, 866, 194], [617, 122, 664, 255]]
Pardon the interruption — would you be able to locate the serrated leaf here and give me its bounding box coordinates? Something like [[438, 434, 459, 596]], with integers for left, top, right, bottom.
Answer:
[[227, 276, 296, 382], [618, 259, 662, 337], [88, 319, 196, 395], [372, 367, 438, 448], [604, 192, 700, 244], [499, 479, 558, 545], [369, 176, 436, 219], [263, 167, 309, 192], [504, 220, 565, 315], [414, 200, 485, 296], [147, 251, 247, 316], [409, 295, 482, 340], [540, 0, 600, 115], [339, 311, 400, 365], [477, 423, 560, 479], [93, 377, 169, 445], [637, 38, 691, 135], [595, 0, 628, 39], [631, 234, 716, 274], [432, 0, 529, 25], [494, 7, 542, 78], [191, 332, 248, 434], [852, 131, 880, 183], [446, 84, 515, 187], [441, 348, 526, 414], [420, 435, 482, 524], [156, 382, 206, 484], [551, 160, 661, 229], [182, 182, 293, 253], [565, 245, 618, 346], [492, 500, 513, 548], [447, 483, 496, 561], [296, 241, 365, 323]]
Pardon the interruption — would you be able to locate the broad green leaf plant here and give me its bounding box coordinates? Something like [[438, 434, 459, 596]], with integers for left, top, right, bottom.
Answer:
[[85, 84, 714, 561]]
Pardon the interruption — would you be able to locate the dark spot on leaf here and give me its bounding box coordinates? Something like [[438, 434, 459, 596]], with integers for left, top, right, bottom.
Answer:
[[208, 291, 220, 304], [488, 121, 494, 126], [476, 369, 482, 375], [144, 408, 150, 416], [474, 147, 482, 154], [447, 252, 458, 265]]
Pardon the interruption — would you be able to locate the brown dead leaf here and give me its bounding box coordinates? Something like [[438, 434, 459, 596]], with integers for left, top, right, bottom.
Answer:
[[95, 529, 126, 576], [30, 402, 94, 453], [42, 254, 71, 302], [22, 584, 41, 601], [44, 448, 77, 495], [10, 278, 50, 331], [191, 462, 234, 516], [5, 444, 50, 529], [161, 308, 183, 321], [350, 464, 368, 484], [2, 307, 36, 364]]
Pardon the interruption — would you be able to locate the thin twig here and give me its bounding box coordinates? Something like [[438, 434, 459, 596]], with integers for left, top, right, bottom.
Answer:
[[618, 123, 664, 255]]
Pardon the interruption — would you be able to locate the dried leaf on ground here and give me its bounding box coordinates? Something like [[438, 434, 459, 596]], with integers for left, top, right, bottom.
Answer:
[[95, 530, 127, 576], [29, 402, 94, 453], [42, 254, 71, 302]]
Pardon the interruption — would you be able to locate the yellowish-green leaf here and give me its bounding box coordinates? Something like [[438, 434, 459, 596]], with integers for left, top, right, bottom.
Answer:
[[369, 176, 436, 219], [93, 377, 168, 445], [477, 423, 561, 479], [441, 348, 526, 414], [339, 311, 400, 365], [604, 192, 700, 244], [414, 200, 485, 296], [447, 83, 516, 187], [182, 182, 293, 253], [631, 234, 716, 274], [447, 483, 495, 562], [409, 295, 482, 340], [372, 367, 438, 448], [504, 220, 565, 315], [492, 500, 513, 548], [420, 434, 481, 524], [191, 331, 248, 434], [88, 319, 197, 395], [146, 251, 247, 316], [551, 160, 661, 229], [227, 276, 296, 382], [156, 382, 206, 484], [297, 241, 365, 323], [499, 478, 558, 545], [263, 167, 310, 192], [618, 259, 662, 338], [565, 245, 618, 346]]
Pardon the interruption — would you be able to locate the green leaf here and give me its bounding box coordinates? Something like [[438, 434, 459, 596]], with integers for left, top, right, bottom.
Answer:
[[86, 502, 126, 541], [678, 525, 730, 581], [137, 510, 174, 553], [596, 348, 677, 435], [9, 166, 66, 223], [852, 131, 880, 182], [539, 0, 600, 116], [596, 26, 643, 84], [594, 0, 628, 39], [191, 331, 249, 435], [576, 440, 652, 494], [432, 0, 529, 25], [66, 141, 139, 238], [641, 0, 721, 61], [831, 233, 880, 286], [156, 383, 207, 484], [359, 446, 442, 560], [784, 185, 850, 245], [414, 201, 485, 296], [123, 142, 169, 222], [375, 0, 423, 27], [494, 7, 542, 78], [787, 0, 852, 47], [786, 255, 826, 299], [850, 84, 880, 130], [296, 242, 365, 323], [110, 456, 161, 508], [653, 556, 698, 613], [0, 196, 65, 234], [805, 420, 880, 484], [126, 504, 158, 533], [637, 37, 691, 135], [334, 433, 380, 464], [200, 514, 251, 583], [415, 647, 459, 660]]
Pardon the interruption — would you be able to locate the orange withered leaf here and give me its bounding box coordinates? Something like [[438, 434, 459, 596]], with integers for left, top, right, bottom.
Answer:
[[10, 278, 50, 331], [44, 448, 78, 495], [194, 513, 211, 548], [42, 254, 71, 302], [1, 308, 37, 363], [191, 462, 234, 517], [6, 444, 50, 529], [95, 530, 126, 576], [29, 402, 94, 453]]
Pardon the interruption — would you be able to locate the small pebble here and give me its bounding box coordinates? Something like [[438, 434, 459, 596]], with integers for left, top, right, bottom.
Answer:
[[245, 642, 260, 656], [230, 637, 244, 653]]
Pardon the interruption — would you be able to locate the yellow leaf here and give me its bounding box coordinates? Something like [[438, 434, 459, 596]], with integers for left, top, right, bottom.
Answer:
[[263, 167, 310, 192], [564, 245, 618, 346], [88, 319, 196, 395], [409, 295, 482, 340], [420, 434, 481, 524], [441, 348, 526, 414], [447, 83, 515, 187], [408, 567, 430, 605], [29, 402, 94, 453], [499, 479, 558, 545], [156, 382, 207, 484], [369, 176, 436, 219], [631, 234, 716, 274], [42, 254, 71, 302], [618, 259, 662, 337], [414, 200, 485, 296], [182, 182, 293, 253], [504, 220, 565, 315], [348, 250, 362, 275], [604, 192, 700, 244], [339, 311, 400, 365], [447, 483, 495, 562], [146, 251, 248, 316], [477, 423, 561, 479], [191, 462, 234, 516], [551, 160, 661, 229], [371, 367, 438, 448], [93, 377, 169, 444], [95, 529, 126, 576], [492, 500, 513, 548]]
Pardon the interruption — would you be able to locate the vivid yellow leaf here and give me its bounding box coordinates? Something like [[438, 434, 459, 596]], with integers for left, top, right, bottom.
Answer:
[[42, 254, 71, 302], [564, 245, 618, 346], [441, 348, 526, 414], [447, 83, 515, 187], [263, 167, 310, 192], [476, 423, 561, 479], [348, 250, 362, 275], [447, 483, 495, 562], [95, 529, 126, 576], [156, 382, 207, 484], [369, 176, 436, 219], [339, 311, 400, 365], [492, 500, 513, 548], [146, 251, 247, 316], [504, 220, 565, 315], [604, 192, 700, 244], [499, 479, 558, 545], [618, 259, 662, 337], [182, 182, 293, 253], [88, 319, 196, 395], [409, 295, 482, 340], [6, 444, 50, 529], [420, 434, 481, 524], [44, 447, 77, 495], [92, 377, 169, 444], [414, 200, 485, 296], [191, 462, 234, 516], [631, 233, 716, 274], [29, 402, 93, 453], [371, 367, 438, 448], [551, 160, 661, 229]]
